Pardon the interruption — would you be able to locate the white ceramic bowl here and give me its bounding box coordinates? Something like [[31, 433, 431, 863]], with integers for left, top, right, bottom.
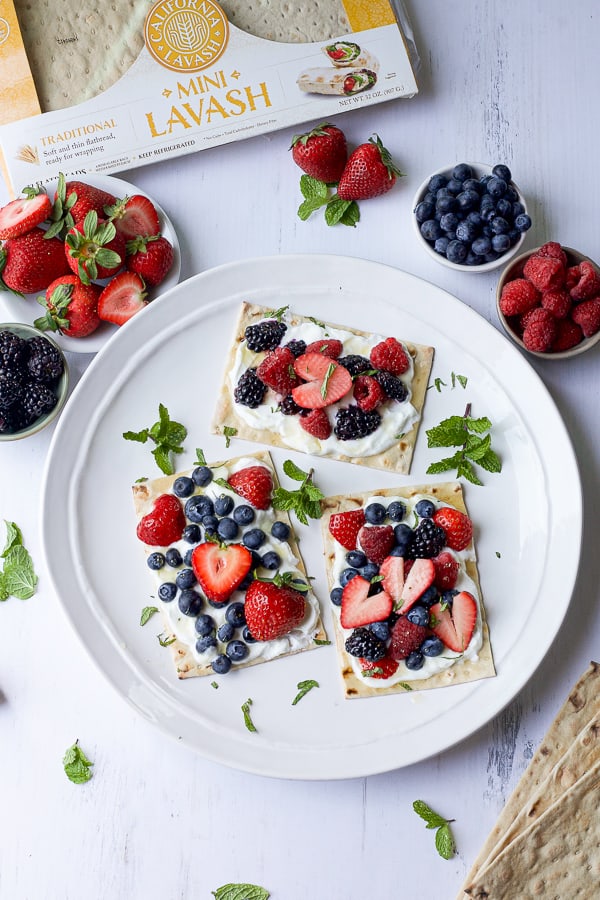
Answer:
[[412, 162, 529, 273]]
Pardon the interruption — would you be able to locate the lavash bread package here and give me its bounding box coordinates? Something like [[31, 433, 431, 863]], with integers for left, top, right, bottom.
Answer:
[[0, 0, 419, 195]]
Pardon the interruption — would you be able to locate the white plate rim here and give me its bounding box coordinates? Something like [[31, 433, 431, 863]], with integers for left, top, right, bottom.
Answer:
[[40, 254, 583, 779]]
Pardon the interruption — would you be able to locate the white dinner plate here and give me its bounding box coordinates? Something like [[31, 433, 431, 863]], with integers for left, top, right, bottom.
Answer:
[[1, 173, 181, 353], [41, 255, 582, 780]]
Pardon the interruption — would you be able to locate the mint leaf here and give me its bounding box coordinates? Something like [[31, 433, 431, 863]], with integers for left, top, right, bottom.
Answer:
[[435, 824, 455, 859], [152, 445, 172, 476], [140, 606, 159, 626], [241, 698, 257, 733], [299, 174, 328, 202], [210, 680, 219, 689], [426, 415, 467, 447], [399, 682, 413, 691], [262, 304, 289, 321], [324, 197, 353, 226], [195, 448, 207, 466], [478, 448, 502, 473], [282, 459, 307, 482], [2, 520, 23, 557], [292, 679, 319, 705], [123, 429, 149, 443], [211, 885, 269, 900], [314, 638, 331, 645], [158, 633, 176, 647], [298, 198, 326, 221], [426, 451, 464, 474], [124, 405, 186, 475], [465, 414, 492, 434], [63, 740, 93, 784], [339, 200, 360, 227], [3, 545, 38, 599], [223, 426, 237, 448], [413, 800, 448, 829], [413, 800, 456, 859], [273, 462, 324, 525], [320, 362, 335, 399], [0, 573, 8, 601], [426, 404, 501, 485], [456, 459, 483, 485]]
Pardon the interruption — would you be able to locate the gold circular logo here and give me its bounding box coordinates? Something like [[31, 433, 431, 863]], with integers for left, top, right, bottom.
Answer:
[[145, 0, 229, 72]]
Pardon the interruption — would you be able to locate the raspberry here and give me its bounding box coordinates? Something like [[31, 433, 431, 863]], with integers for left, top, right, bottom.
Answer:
[[370, 337, 410, 375], [256, 346, 299, 394], [552, 319, 583, 351], [334, 405, 380, 440], [353, 375, 385, 411], [566, 265, 581, 291], [244, 319, 286, 352], [522, 255, 565, 292], [499, 278, 539, 316], [337, 354, 371, 377], [373, 370, 408, 402], [568, 260, 600, 301], [345, 627, 387, 661], [522, 307, 558, 351], [541, 289, 571, 319], [536, 242, 568, 266], [299, 408, 331, 439], [571, 298, 600, 337], [233, 368, 266, 408], [389, 616, 428, 660], [305, 338, 343, 358], [519, 306, 544, 332]]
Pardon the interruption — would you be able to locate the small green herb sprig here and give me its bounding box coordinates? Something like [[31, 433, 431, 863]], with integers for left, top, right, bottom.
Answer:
[[426, 403, 501, 486], [413, 800, 456, 859], [241, 698, 257, 733], [63, 740, 94, 785], [140, 606, 158, 626], [297, 175, 360, 227], [292, 679, 319, 705], [0, 521, 38, 600], [123, 403, 187, 475], [223, 426, 237, 448], [272, 460, 324, 525], [212, 884, 269, 900]]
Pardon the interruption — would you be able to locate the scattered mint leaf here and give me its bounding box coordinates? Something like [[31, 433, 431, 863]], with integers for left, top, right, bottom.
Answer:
[[63, 740, 93, 785], [413, 800, 455, 859], [314, 638, 331, 645], [158, 633, 176, 647], [2, 520, 23, 557], [339, 200, 360, 227], [426, 403, 501, 485], [212, 884, 269, 900], [292, 679, 319, 705], [452, 372, 468, 389], [300, 174, 328, 202], [496, 551, 501, 558], [282, 459, 308, 482], [324, 197, 354, 227], [320, 362, 336, 400], [3, 544, 38, 599], [272, 461, 324, 526], [223, 426, 237, 448], [211, 681, 219, 689], [140, 606, 158, 626], [399, 682, 413, 691], [0, 573, 8, 601], [433, 377, 447, 392], [241, 698, 257, 733], [362, 668, 384, 677], [123, 404, 186, 475], [262, 304, 289, 321], [307, 316, 326, 329], [134, 476, 148, 483], [195, 448, 207, 466], [214, 476, 234, 493]]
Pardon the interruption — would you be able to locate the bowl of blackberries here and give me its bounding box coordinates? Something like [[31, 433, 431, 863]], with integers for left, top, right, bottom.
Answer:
[[0, 324, 69, 440], [413, 163, 532, 272]]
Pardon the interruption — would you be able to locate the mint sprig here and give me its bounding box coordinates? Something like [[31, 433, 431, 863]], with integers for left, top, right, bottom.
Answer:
[[426, 403, 501, 485], [212, 885, 269, 900], [412, 800, 456, 859], [63, 740, 93, 785], [0, 521, 38, 600], [123, 403, 187, 475], [272, 460, 324, 525], [297, 174, 359, 228]]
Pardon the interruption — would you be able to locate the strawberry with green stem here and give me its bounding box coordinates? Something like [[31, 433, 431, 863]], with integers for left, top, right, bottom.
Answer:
[[337, 135, 403, 201], [291, 122, 348, 183], [126, 234, 174, 286], [65, 210, 125, 283], [0, 227, 71, 296], [34, 275, 101, 338]]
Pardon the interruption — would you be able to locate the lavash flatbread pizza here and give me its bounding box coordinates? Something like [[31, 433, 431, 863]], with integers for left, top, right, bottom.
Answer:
[[133, 449, 326, 679], [320, 481, 495, 699], [211, 302, 434, 474]]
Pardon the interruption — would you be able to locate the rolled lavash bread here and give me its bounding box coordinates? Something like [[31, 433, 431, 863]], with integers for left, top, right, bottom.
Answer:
[[13, 0, 153, 112], [219, 0, 351, 43], [297, 67, 377, 96], [322, 40, 380, 71]]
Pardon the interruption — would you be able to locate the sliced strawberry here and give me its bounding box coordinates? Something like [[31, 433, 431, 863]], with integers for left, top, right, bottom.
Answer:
[[192, 542, 252, 604], [430, 591, 477, 652], [304, 338, 343, 358], [328, 508, 365, 551], [379, 555, 404, 605], [292, 352, 352, 409], [0, 193, 52, 239], [299, 408, 331, 439], [340, 574, 392, 629], [389, 616, 428, 660], [107, 194, 160, 239], [358, 524, 395, 565], [137, 494, 185, 546], [97, 272, 147, 325], [432, 507, 473, 551], [244, 576, 306, 640], [359, 655, 399, 679], [432, 551, 459, 591], [398, 558, 435, 613], [256, 346, 299, 394], [227, 465, 273, 510]]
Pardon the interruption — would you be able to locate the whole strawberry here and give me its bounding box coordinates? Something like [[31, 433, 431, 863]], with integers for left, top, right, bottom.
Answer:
[[337, 135, 403, 201], [244, 575, 306, 641], [432, 507, 473, 552], [65, 211, 125, 284], [0, 227, 71, 295], [137, 494, 185, 546], [34, 275, 102, 338], [291, 122, 348, 183], [60, 180, 117, 223], [227, 465, 273, 509], [126, 234, 174, 287]]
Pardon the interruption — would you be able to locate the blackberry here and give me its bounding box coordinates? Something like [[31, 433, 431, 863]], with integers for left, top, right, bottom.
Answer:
[[244, 319, 286, 352], [26, 337, 64, 383], [0, 331, 28, 368], [334, 405, 381, 441], [374, 370, 408, 402], [233, 368, 266, 408], [21, 381, 57, 420], [0, 371, 24, 410], [407, 518, 446, 559], [284, 339, 306, 358], [344, 627, 386, 661], [337, 354, 371, 377], [279, 395, 302, 416]]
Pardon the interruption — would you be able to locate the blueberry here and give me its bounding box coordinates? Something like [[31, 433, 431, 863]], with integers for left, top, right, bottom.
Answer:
[[176, 568, 197, 590], [195, 614, 215, 636], [217, 621, 235, 642], [239, 571, 254, 590], [465, 211, 483, 230], [178, 589, 203, 616], [508, 228, 521, 245], [147, 552, 165, 570], [482, 224, 493, 237], [192, 465, 213, 487], [506, 185, 519, 202], [406, 651, 424, 670], [515, 213, 532, 232], [415, 499, 435, 518], [407, 605, 429, 627], [441, 588, 459, 605], [211, 654, 232, 674], [512, 201, 525, 218], [394, 522, 413, 548], [445, 177, 463, 195], [226, 640, 249, 662], [472, 236, 492, 256], [495, 198, 513, 219], [217, 517, 239, 541], [465, 252, 480, 266], [415, 199, 435, 223], [490, 216, 509, 235], [340, 567, 359, 587], [360, 563, 380, 580], [390, 545, 407, 557], [434, 237, 450, 256], [492, 164, 512, 182], [201, 515, 219, 536], [225, 602, 246, 627], [421, 636, 444, 657], [480, 193, 495, 210], [165, 547, 182, 567], [369, 621, 390, 641], [486, 176, 507, 198], [196, 634, 217, 653], [242, 626, 257, 643], [435, 195, 457, 215], [420, 585, 440, 607], [261, 550, 280, 570], [330, 587, 343, 606], [479, 174, 492, 188], [243, 528, 266, 550], [428, 173, 447, 193], [185, 495, 214, 523], [452, 163, 473, 182], [158, 581, 177, 602], [347, 550, 368, 569], [462, 178, 482, 195], [492, 233, 511, 253], [214, 494, 234, 516], [439, 212, 459, 233], [446, 240, 468, 264], [173, 476, 194, 498], [484, 251, 501, 263], [183, 548, 194, 566], [365, 502, 387, 524], [271, 520, 290, 541], [182, 523, 201, 543], [456, 190, 479, 212], [387, 501, 406, 522], [455, 221, 478, 243], [233, 504, 255, 526], [420, 220, 442, 242]]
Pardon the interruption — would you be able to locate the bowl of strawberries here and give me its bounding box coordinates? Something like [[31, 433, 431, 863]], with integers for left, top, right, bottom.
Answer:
[[496, 242, 600, 358], [0, 174, 180, 353]]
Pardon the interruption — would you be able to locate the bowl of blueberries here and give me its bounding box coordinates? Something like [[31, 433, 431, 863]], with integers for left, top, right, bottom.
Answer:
[[412, 162, 532, 272]]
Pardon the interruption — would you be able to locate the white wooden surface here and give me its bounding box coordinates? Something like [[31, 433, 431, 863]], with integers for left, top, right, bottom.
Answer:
[[1, 2, 599, 898]]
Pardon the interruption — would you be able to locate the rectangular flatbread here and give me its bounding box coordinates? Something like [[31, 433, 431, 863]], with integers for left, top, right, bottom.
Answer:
[[211, 302, 434, 474], [132, 449, 326, 679], [219, 0, 351, 44], [321, 481, 495, 699]]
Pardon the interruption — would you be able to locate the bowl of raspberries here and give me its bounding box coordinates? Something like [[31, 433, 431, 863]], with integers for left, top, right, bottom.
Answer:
[[496, 242, 600, 357], [413, 162, 532, 271], [0, 323, 69, 439]]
